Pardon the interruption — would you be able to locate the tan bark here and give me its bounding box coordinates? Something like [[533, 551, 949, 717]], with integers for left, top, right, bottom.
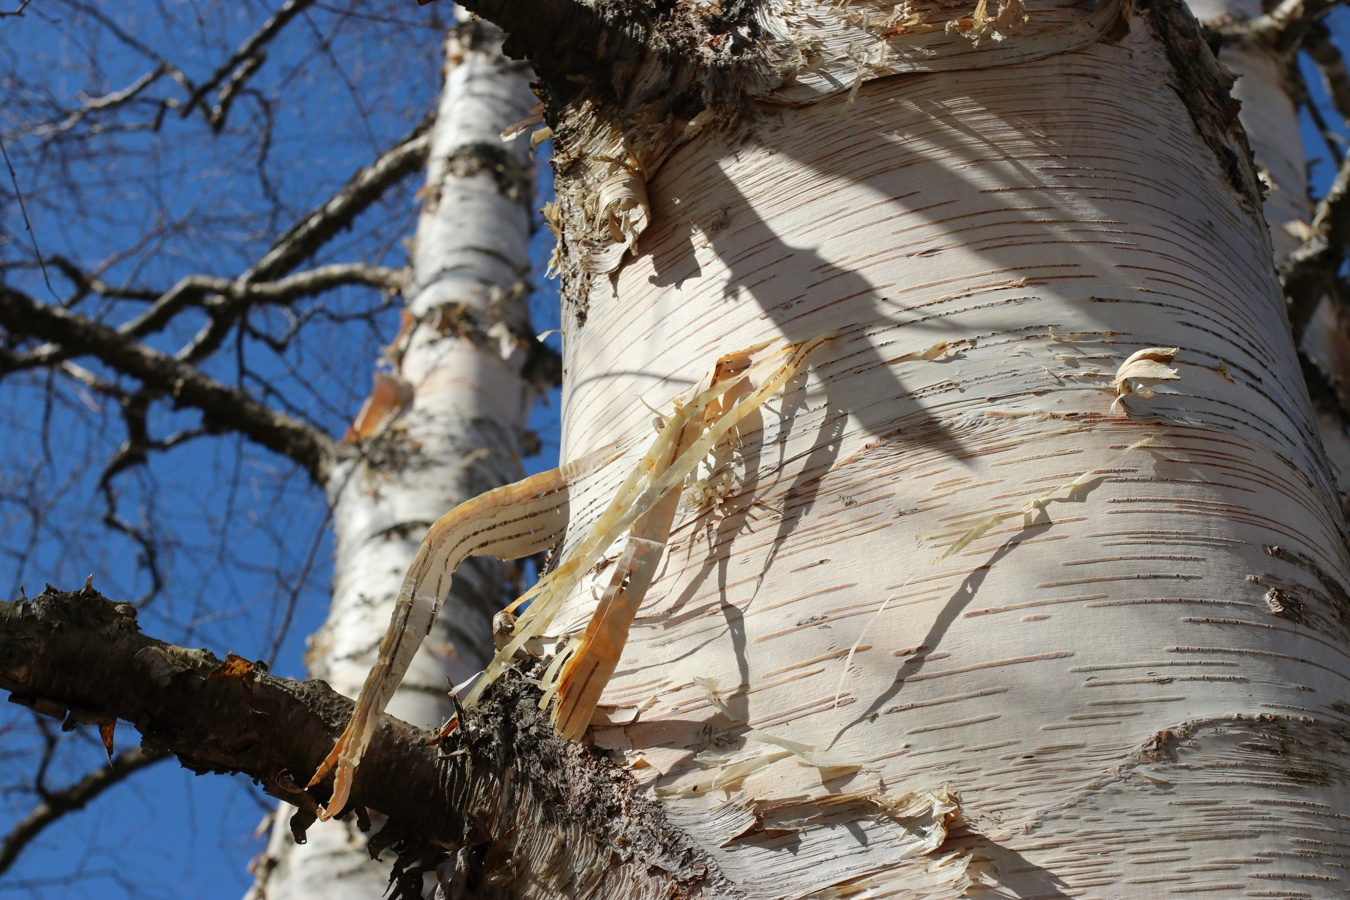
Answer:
[[502, 0, 1350, 894]]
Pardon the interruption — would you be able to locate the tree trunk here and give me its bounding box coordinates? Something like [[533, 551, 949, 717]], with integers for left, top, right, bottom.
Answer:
[[471, 0, 1350, 894], [250, 15, 538, 897]]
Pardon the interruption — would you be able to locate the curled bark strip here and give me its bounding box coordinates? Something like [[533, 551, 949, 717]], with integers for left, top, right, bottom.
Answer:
[[309, 442, 627, 818], [482, 334, 836, 721], [313, 334, 835, 818]]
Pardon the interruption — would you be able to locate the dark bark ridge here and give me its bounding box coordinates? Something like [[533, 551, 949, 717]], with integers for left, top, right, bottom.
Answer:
[[451, 1, 770, 326], [1140, 0, 1269, 229], [0, 587, 735, 899]]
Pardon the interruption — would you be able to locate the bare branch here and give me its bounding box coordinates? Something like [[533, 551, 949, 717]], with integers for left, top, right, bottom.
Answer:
[[1282, 150, 1350, 338], [1236, 0, 1344, 55], [6, 264, 404, 374], [161, 117, 432, 365], [0, 133, 55, 300], [26, 67, 168, 141], [0, 285, 341, 482], [0, 748, 168, 876], [138, 263, 406, 339], [245, 114, 432, 284], [0, 587, 731, 899], [1306, 22, 1350, 129], [181, 0, 320, 129], [58, 2, 192, 94], [4, 116, 427, 388], [0, 0, 34, 18]]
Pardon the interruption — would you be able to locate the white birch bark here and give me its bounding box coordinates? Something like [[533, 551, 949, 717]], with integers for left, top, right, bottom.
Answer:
[[531, 0, 1350, 895], [248, 16, 537, 898]]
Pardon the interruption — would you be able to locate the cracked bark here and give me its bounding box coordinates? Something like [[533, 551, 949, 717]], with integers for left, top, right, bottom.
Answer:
[[0, 587, 730, 899]]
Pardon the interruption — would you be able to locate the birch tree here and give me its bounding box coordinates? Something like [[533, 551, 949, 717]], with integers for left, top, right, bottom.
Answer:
[[358, 0, 1350, 893], [8, 0, 1350, 897], [0, 2, 543, 896]]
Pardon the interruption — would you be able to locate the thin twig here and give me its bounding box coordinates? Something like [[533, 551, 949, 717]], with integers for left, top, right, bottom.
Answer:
[[182, 0, 319, 126], [0, 285, 344, 483], [0, 0, 34, 18], [28, 67, 167, 141], [0, 748, 169, 876], [265, 509, 330, 668], [0, 133, 56, 300]]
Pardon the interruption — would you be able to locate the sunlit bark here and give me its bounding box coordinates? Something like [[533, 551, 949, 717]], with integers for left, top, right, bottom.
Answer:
[[502, 0, 1350, 894], [1192, 0, 1350, 521]]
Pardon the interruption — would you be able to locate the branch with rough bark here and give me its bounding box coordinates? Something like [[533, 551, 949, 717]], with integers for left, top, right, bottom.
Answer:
[[1224, 0, 1344, 55], [180, 0, 319, 129], [0, 115, 433, 480], [243, 114, 432, 284], [1282, 148, 1350, 338], [5, 113, 429, 364], [6, 263, 406, 373], [180, 117, 433, 365], [0, 587, 729, 899]]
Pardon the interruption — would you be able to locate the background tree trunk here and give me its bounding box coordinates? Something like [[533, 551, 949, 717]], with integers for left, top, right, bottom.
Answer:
[[250, 15, 538, 897]]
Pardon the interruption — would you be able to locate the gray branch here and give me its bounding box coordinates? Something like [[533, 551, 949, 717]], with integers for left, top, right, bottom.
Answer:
[[0, 285, 342, 483]]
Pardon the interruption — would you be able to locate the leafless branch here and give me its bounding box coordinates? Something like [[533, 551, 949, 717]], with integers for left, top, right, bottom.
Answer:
[[6, 264, 405, 373], [0, 285, 343, 482], [176, 264, 408, 363], [26, 68, 168, 141], [165, 117, 431, 366], [1306, 22, 1350, 129], [0, 133, 55, 300], [245, 114, 432, 284], [1212, 0, 1346, 58], [57, 2, 192, 94], [0, 0, 33, 18], [0, 748, 169, 876], [1282, 149, 1350, 338], [1296, 62, 1344, 164], [181, 0, 321, 129], [1238, 0, 1344, 55]]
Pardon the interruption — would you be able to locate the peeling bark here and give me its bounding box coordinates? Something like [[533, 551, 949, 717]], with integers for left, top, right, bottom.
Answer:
[[447, 0, 1350, 894], [251, 14, 546, 896]]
